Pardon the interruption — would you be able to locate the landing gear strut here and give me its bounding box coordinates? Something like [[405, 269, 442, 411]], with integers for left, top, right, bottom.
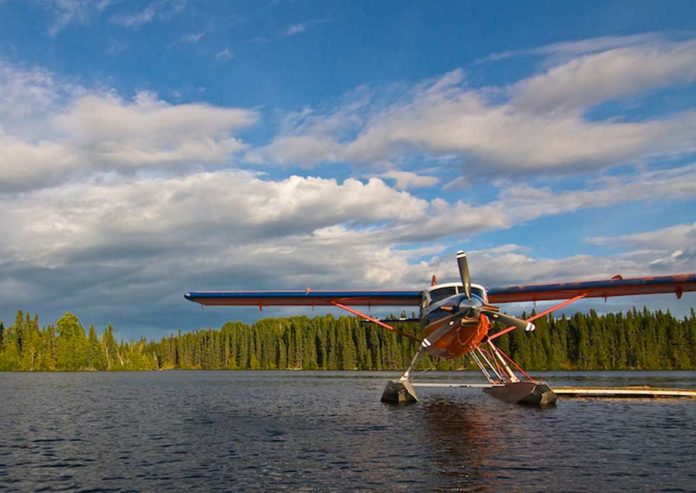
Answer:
[[381, 338, 557, 407], [380, 340, 429, 404], [473, 340, 557, 407]]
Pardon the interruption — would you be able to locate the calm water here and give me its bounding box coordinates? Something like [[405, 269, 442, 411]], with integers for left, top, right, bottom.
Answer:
[[1, 371, 695, 492]]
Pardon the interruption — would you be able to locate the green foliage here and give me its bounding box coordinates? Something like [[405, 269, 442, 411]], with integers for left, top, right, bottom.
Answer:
[[0, 308, 695, 371], [55, 312, 88, 370]]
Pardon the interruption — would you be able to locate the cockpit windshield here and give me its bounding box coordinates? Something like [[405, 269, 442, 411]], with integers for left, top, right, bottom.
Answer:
[[421, 284, 487, 313], [429, 286, 458, 303]]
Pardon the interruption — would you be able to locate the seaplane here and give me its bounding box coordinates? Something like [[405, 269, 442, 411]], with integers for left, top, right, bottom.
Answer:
[[185, 252, 696, 407]]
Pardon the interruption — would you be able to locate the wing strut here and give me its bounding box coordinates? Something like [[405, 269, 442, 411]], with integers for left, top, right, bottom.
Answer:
[[488, 293, 588, 341], [331, 302, 420, 342]]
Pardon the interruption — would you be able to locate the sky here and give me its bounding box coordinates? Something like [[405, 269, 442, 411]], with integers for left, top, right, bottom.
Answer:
[[0, 0, 695, 339]]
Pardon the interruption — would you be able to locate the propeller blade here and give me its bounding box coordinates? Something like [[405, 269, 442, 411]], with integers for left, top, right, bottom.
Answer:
[[456, 250, 472, 299], [482, 309, 536, 332]]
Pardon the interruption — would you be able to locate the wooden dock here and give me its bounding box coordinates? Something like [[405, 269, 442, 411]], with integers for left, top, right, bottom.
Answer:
[[411, 382, 696, 400], [553, 386, 696, 399]]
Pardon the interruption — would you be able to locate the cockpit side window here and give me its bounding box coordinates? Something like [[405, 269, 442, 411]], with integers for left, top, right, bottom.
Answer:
[[420, 293, 429, 317]]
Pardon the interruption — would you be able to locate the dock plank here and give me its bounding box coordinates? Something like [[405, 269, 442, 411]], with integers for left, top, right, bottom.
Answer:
[[553, 386, 696, 398]]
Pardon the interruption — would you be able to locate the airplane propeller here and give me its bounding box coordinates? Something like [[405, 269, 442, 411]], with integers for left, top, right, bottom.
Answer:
[[456, 250, 472, 299], [455, 250, 535, 332], [480, 308, 535, 332]]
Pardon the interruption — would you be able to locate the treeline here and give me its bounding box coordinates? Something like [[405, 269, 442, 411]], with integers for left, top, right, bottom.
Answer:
[[1, 308, 695, 371]]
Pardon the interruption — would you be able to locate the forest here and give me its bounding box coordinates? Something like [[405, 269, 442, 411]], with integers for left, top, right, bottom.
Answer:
[[0, 308, 695, 372]]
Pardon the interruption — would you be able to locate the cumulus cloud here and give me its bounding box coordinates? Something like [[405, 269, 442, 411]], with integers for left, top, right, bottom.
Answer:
[[589, 223, 696, 272], [5, 154, 688, 276], [1, 161, 694, 335], [0, 172, 464, 273], [252, 37, 696, 173], [498, 164, 696, 223], [55, 91, 257, 166], [0, 172, 441, 333], [1, 35, 694, 335], [0, 133, 77, 190], [0, 61, 258, 191]]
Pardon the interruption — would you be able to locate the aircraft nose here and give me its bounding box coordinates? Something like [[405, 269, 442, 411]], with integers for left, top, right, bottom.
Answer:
[[458, 298, 482, 318]]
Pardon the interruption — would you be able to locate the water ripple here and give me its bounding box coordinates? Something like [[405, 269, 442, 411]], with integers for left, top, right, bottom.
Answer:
[[1, 371, 695, 491]]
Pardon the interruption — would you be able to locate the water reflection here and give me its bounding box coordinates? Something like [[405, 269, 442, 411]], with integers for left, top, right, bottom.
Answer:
[[422, 398, 501, 490]]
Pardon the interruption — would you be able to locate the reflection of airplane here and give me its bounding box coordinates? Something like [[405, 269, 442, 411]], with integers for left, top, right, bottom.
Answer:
[[185, 252, 696, 406], [421, 399, 497, 486]]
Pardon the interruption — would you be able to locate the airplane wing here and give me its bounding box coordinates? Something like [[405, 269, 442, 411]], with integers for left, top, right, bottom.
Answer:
[[185, 290, 422, 307], [487, 273, 696, 304], [185, 274, 696, 307]]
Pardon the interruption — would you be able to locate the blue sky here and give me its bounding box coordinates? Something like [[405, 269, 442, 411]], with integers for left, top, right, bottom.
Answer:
[[0, 0, 694, 339]]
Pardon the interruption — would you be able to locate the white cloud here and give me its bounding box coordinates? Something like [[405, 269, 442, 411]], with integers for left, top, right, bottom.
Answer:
[[181, 32, 204, 43], [1, 161, 693, 335], [110, 0, 186, 28], [112, 4, 156, 27], [282, 24, 306, 37], [44, 0, 116, 35], [481, 33, 664, 62], [497, 164, 696, 223], [0, 132, 77, 190], [6, 159, 684, 284], [280, 19, 329, 38], [591, 222, 696, 250], [0, 58, 264, 190], [379, 170, 439, 190], [0, 173, 443, 325], [215, 48, 234, 61], [248, 134, 344, 166], [461, 246, 647, 290], [54, 91, 256, 166], [511, 39, 696, 113], [0, 59, 258, 190], [253, 37, 696, 173], [589, 223, 696, 272], [0, 59, 81, 132]]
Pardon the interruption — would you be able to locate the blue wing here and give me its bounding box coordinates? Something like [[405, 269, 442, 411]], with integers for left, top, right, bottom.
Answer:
[[185, 290, 422, 307]]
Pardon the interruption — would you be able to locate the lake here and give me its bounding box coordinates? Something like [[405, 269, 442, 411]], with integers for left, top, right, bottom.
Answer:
[[1, 371, 695, 492]]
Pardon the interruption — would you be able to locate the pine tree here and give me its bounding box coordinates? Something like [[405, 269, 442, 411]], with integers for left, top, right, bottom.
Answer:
[[101, 324, 122, 369], [87, 325, 107, 370], [55, 312, 88, 370]]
